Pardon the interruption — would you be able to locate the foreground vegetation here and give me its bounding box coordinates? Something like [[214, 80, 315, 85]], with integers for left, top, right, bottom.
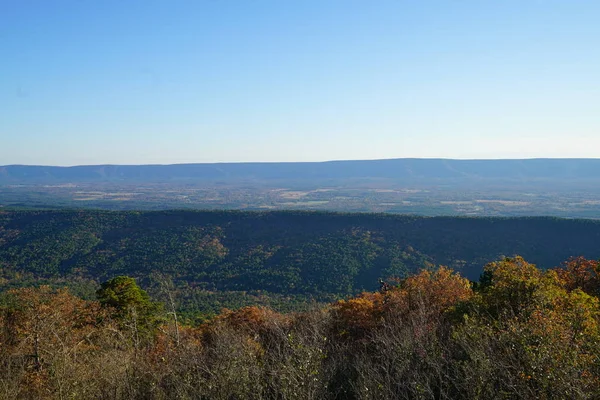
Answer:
[[2, 256, 600, 399]]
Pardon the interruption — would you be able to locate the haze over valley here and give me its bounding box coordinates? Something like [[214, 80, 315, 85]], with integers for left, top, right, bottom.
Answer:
[[3, 158, 600, 218]]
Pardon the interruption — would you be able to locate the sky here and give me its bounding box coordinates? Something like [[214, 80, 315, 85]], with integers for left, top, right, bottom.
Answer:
[[1, 0, 600, 166]]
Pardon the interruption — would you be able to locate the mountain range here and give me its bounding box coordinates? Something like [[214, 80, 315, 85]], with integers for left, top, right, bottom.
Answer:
[[3, 158, 600, 183]]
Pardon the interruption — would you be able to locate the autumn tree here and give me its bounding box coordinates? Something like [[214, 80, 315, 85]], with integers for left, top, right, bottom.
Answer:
[[0, 286, 106, 399], [554, 256, 600, 296], [452, 256, 600, 398]]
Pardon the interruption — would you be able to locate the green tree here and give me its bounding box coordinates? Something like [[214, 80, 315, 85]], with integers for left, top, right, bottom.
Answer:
[[97, 276, 161, 344]]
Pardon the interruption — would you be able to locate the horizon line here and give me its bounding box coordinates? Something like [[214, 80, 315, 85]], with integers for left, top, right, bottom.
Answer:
[[3, 157, 600, 168]]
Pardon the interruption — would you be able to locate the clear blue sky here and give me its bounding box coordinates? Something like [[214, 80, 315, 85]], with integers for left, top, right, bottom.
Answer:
[[2, 0, 599, 165]]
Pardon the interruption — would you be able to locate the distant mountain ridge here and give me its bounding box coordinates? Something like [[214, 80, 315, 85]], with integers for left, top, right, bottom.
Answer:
[[2, 158, 600, 183]]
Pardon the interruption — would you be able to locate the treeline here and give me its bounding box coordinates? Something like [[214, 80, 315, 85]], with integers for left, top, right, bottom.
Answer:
[[1, 256, 600, 399]]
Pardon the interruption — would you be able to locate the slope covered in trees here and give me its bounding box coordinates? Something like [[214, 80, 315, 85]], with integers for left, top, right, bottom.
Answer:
[[2, 209, 600, 282], [2, 257, 600, 399], [2, 209, 600, 315]]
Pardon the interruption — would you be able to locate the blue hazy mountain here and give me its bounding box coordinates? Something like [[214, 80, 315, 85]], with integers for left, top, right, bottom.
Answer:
[[2, 158, 600, 183]]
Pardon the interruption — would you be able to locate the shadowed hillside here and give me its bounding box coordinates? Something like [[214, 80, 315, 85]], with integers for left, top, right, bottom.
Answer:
[[2, 210, 600, 289]]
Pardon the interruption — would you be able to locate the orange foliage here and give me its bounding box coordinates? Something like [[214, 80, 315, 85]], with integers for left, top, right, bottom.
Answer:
[[333, 267, 472, 339], [395, 266, 473, 315], [554, 256, 600, 296], [5, 286, 103, 355], [332, 292, 384, 338], [1, 286, 106, 398], [209, 306, 289, 335]]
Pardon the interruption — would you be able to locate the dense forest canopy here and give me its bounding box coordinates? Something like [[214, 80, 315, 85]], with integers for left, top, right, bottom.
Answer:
[[2, 209, 600, 316], [2, 209, 600, 280]]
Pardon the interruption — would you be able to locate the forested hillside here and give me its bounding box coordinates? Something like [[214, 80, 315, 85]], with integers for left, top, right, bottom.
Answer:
[[2, 209, 600, 316]]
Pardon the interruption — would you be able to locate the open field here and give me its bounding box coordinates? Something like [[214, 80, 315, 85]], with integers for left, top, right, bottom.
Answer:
[[3, 180, 600, 218]]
